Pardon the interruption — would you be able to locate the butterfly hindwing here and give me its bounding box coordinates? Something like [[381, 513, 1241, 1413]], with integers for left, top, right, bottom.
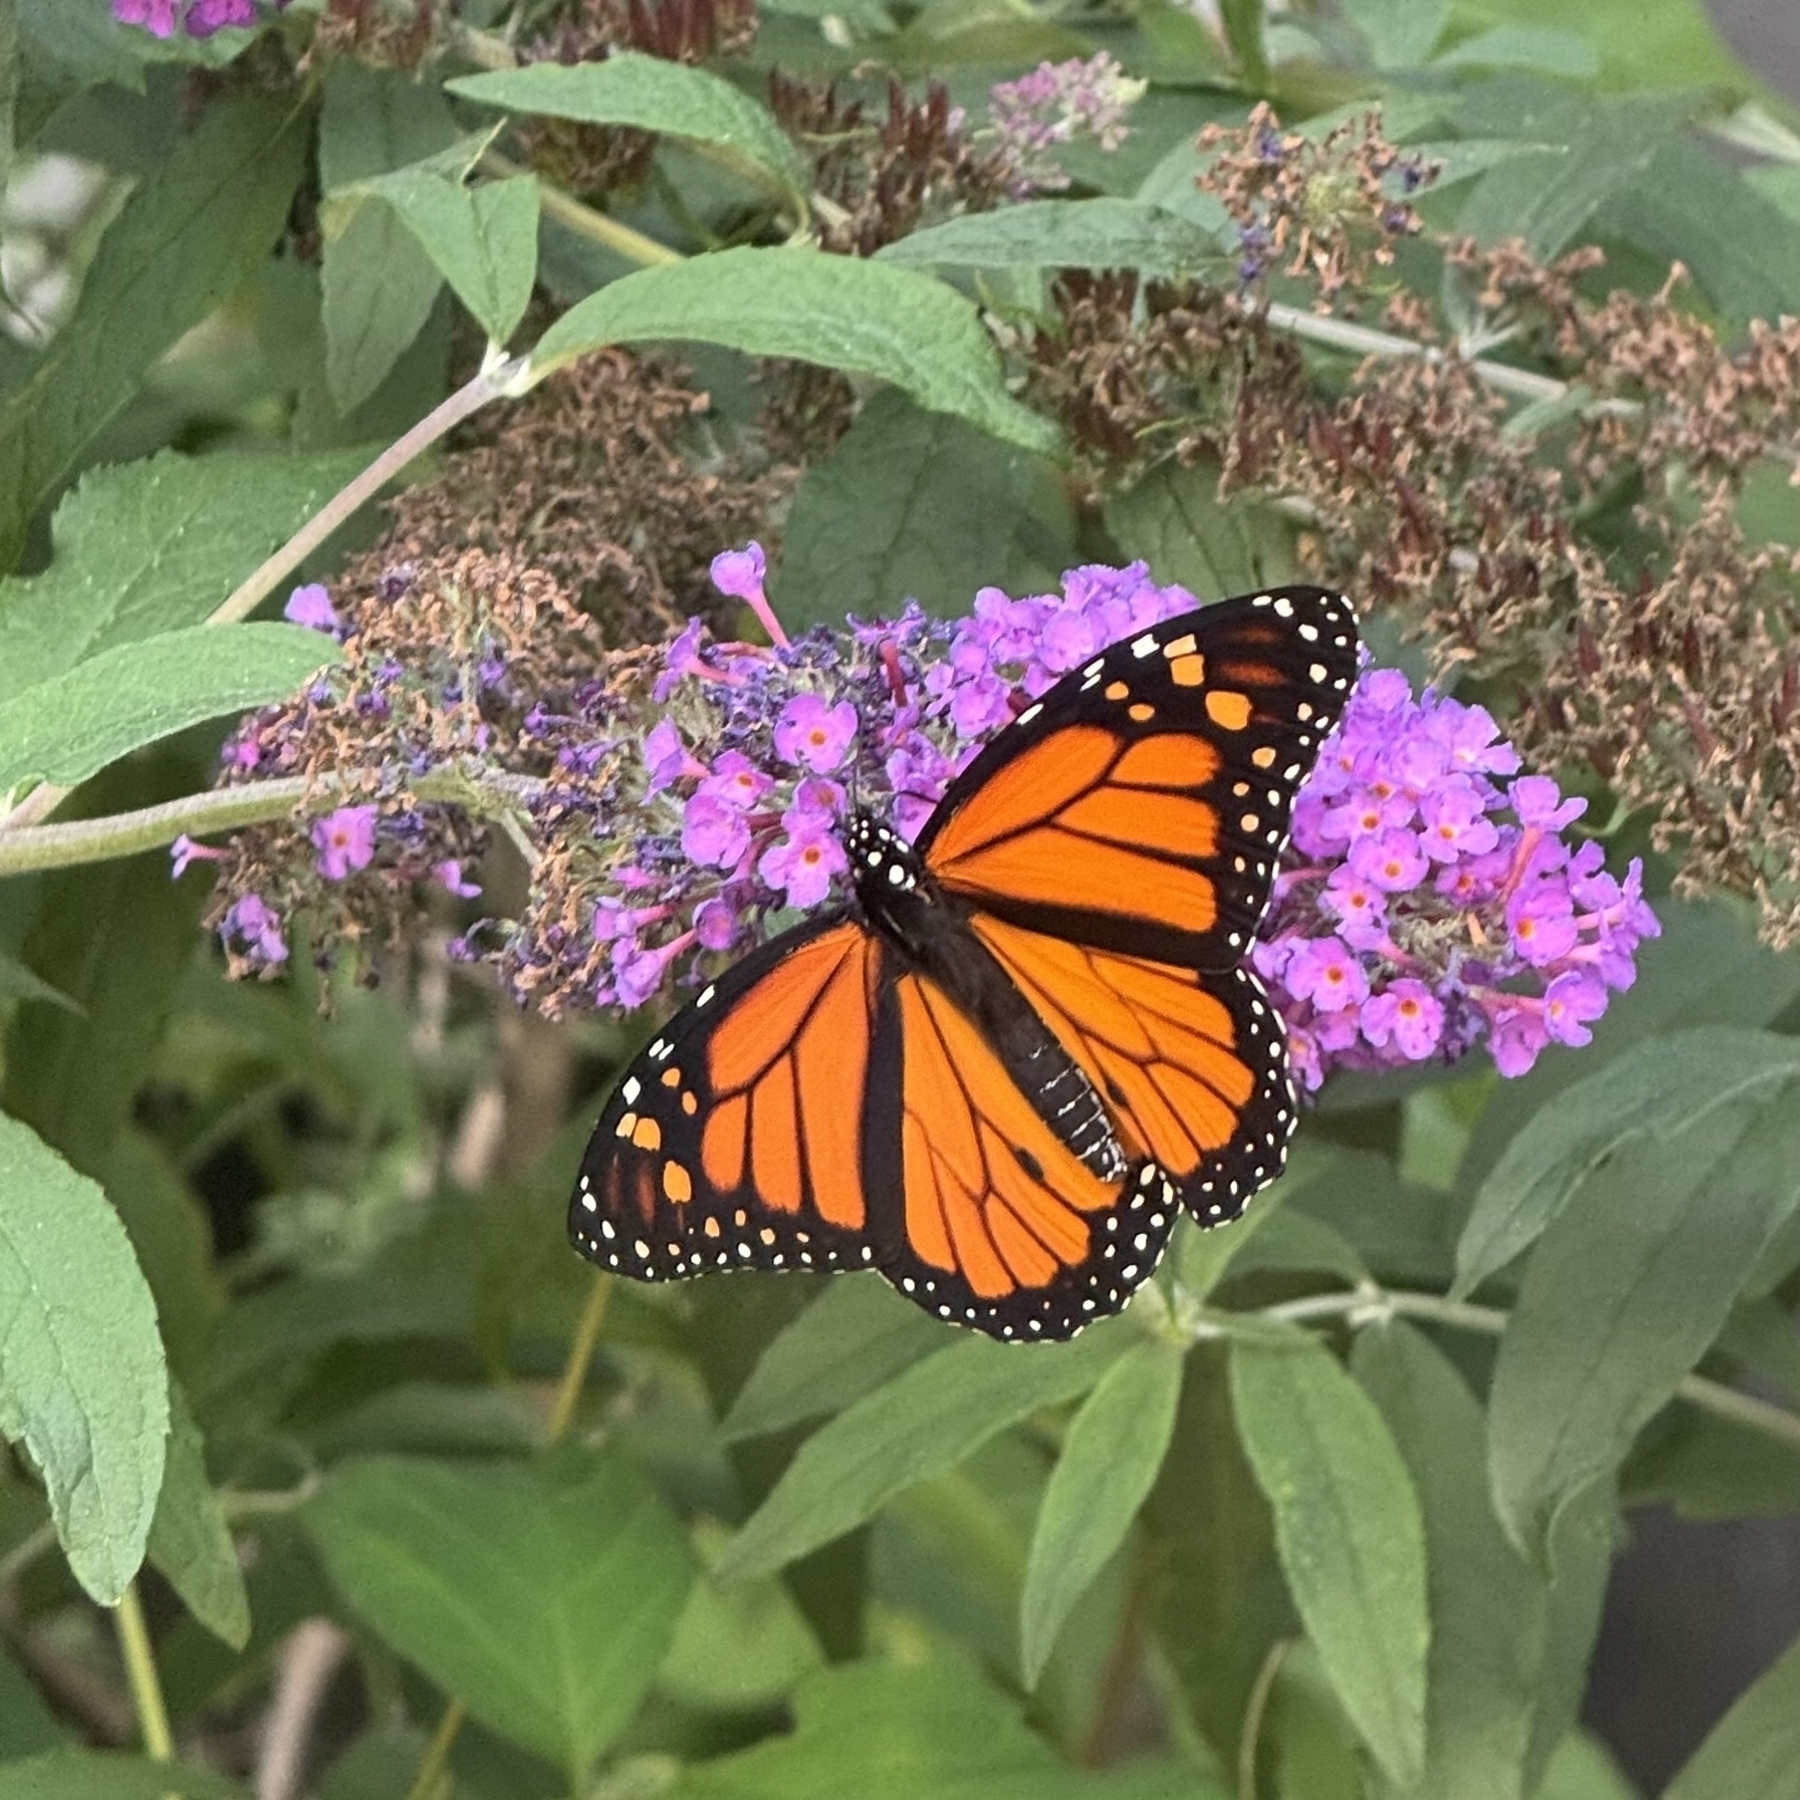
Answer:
[[570, 914, 886, 1282], [916, 588, 1358, 969]]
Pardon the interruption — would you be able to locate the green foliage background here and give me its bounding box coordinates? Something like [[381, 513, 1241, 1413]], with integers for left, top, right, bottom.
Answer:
[[1, 1, 1799, 1797]]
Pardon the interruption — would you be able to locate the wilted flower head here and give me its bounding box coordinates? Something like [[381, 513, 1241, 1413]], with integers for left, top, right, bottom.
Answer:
[[987, 54, 1146, 196]]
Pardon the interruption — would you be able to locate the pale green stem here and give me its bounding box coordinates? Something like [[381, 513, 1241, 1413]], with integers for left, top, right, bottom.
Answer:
[[546, 1271, 615, 1445], [481, 147, 684, 267], [1254, 1283, 1800, 1451], [0, 768, 548, 880], [405, 1697, 467, 1800], [1237, 1638, 1291, 1800], [114, 1582, 175, 1762]]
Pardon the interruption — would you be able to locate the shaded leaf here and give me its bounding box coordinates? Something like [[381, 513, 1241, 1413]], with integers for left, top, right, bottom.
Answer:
[[877, 199, 1222, 274], [720, 1275, 946, 1443], [0, 1111, 166, 1605], [0, 1640, 66, 1757], [1452, 0, 1747, 90], [1434, 26, 1599, 78], [303, 1448, 694, 1780], [146, 1379, 249, 1650], [0, 447, 370, 707], [0, 622, 338, 796], [771, 389, 1072, 629], [0, 1754, 246, 1799], [1662, 1629, 1800, 1800], [0, 948, 78, 1014], [449, 55, 808, 196], [1104, 461, 1276, 601], [530, 248, 1060, 457], [0, 95, 309, 572], [1020, 1340, 1182, 1685], [1342, 0, 1448, 67], [1488, 1088, 1800, 1562], [717, 1328, 1125, 1584], [1230, 1335, 1429, 1787]]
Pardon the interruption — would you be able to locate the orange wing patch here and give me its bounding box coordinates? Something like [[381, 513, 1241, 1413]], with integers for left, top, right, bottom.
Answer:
[[896, 975, 1114, 1300], [971, 916, 1259, 1180]]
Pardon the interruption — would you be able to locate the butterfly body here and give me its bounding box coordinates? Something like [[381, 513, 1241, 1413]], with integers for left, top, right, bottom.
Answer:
[[570, 587, 1359, 1341]]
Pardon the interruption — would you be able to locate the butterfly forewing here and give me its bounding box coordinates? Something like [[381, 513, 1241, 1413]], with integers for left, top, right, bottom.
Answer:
[[916, 588, 1359, 970]]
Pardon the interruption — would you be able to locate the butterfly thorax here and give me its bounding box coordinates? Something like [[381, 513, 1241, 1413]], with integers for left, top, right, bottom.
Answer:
[[847, 812, 1124, 1184]]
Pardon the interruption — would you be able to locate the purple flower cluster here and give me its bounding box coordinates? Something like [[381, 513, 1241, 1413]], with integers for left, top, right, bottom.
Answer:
[[112, 0, 280, 37], [986, 53, 1146, 196], [1252, 668, 1660, 1087]]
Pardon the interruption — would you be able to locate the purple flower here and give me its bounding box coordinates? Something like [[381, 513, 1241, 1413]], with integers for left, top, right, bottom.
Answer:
[[1283, 937, 1370, 1013], [222, 894, 288, 967], [681, 793, 752, 869], [1511, 776, 1586, 831], [774, 694, 859, 774], [435, 859, 481, 899], [759, 824, 848, 908], [169, 834, 224, 879], [987, 53, 1146, 195], [1490, 1006, 1550, 1077], [1506, 881, 1579, 966], [1543, 968, 1608, 1047], [184, 0, 257, 34], [1349, 828, 1429, 894], [1419, 783, 1499, 862], [699, 752, 773, 812], [643, 719, 700, 795], [1362, 981, 1443, 1059], [710, 541, 790, 649], [112, 0, 180, 33], [311, 806, 378, 880], [694, 898, 740, 951]]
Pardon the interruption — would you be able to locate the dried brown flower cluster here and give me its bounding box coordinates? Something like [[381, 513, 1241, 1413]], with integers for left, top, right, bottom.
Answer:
[[1198, 101, 1433, 305], [1019, 108, 1800, 942], [519, 0, 759, 198], [347, 347, 789, 646], [303, 0, 441, 71]]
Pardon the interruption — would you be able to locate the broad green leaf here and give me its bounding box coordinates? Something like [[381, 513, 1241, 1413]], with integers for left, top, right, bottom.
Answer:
[[720, 1275, 946, 1442], [0, 94, 309, 573], [378, 170, 538, 346], [1354, 1323, 1611, 1800], [771, 389, 1072, 629], [1452, 0, 1747, 91], [0, 1754, 247, 1799], [304, 1448, 695, 1781], [1105, 461, 1277, 601], [145, 1380, 248, 1650], [0, 447, 369, 707], [1596, 140, 1800, 325], [1433, 25, 1599, 78], [1291, 1147, 1458, 1291], [877, 199, 1223, 274], [1229, 1336, 1429, 1788], [318, 65, 456, 413], [1454, 88, 1685, 258], [1453, 1028, 1800, 1301], [1662, 1629, 1800, 1800], [1342, 0, 1447, 67], [0, 1641, 65, 1757], [1220, 0, 1267, 86], [530, 248, 1060, 458], [0, 948, 77, 1014], [1625, 1408, 1800, 1521], [1536, 1733, 1641, 1800], [0, 1111, 166, 1605], [1019, 1340, 1183, 1685], [0, 622, 337, 796], [671, 1655, 1214, 1800], [1488, 1091, 1800, 1563], [717, 1327, 1126, 1584], [448, 55, 809, 197]]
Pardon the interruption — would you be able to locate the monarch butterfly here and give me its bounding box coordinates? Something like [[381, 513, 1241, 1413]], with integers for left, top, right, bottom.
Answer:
[[569, 586, 1358, 1341]]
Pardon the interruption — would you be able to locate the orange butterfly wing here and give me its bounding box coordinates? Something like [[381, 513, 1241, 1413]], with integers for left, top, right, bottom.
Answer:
[[917, 588, 1358, 970]]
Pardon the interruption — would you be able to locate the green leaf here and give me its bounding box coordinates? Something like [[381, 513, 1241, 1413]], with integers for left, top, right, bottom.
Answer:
[[720, 1275, 947, 1442], [717, 1327, 1126, 1584], [0, 948, 78, 1014], [1433, 26, 1599, 78], [0, 1640, 66, 1757], [145, 1380, 249, 1650], [1453, 1028, 1800, 1301], [1019, 1341, 1183, 1686], [1220, 0, 1268, 86], [0, 1754, 247, 1799], [1487, 1085, 1800, 1563], [876, 199, 1223, 274], [1536, 1733, 1641, 1800], [1229, 1335, 1429, 1788], [448, 54, 809, 197], [303, 1448, 695, 1781], [0, 621, 336, 796], [0, 447, 369, 707], [0, 1111, 166, 1605], [318, 65, 457, 413], [671, 1655, 1213, 1800], [1662, 1629, 1800, 1800], [1104, 461, 1277, 600], [530, 247, 1060, 458], [1353, 1323, 1611, 1800], [1342, 0, 1448, 68], [0, 94, 310, 573], [771, 389, 1073, 629], [1451, 0, 1748, 91]]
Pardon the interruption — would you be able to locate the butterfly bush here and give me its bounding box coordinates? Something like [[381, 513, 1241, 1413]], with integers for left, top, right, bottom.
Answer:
[[191, 549, 1653, 1084], [112, 0, 285, 37]]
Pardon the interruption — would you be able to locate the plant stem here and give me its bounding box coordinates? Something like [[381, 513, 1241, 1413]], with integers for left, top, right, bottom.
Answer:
[[1237, 1638, 1291, 1800], [405, 1696, 467, 1800], [0, 768, 548, 879], [114, 1582, 175, 1762], [547, 1270, 616, 1444], [1254, 1284, 1800, 1451], [482, 148, 684, 267]]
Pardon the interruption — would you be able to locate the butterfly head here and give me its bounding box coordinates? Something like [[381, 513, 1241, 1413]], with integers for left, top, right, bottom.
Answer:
[[847, 810, 921, 895]]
